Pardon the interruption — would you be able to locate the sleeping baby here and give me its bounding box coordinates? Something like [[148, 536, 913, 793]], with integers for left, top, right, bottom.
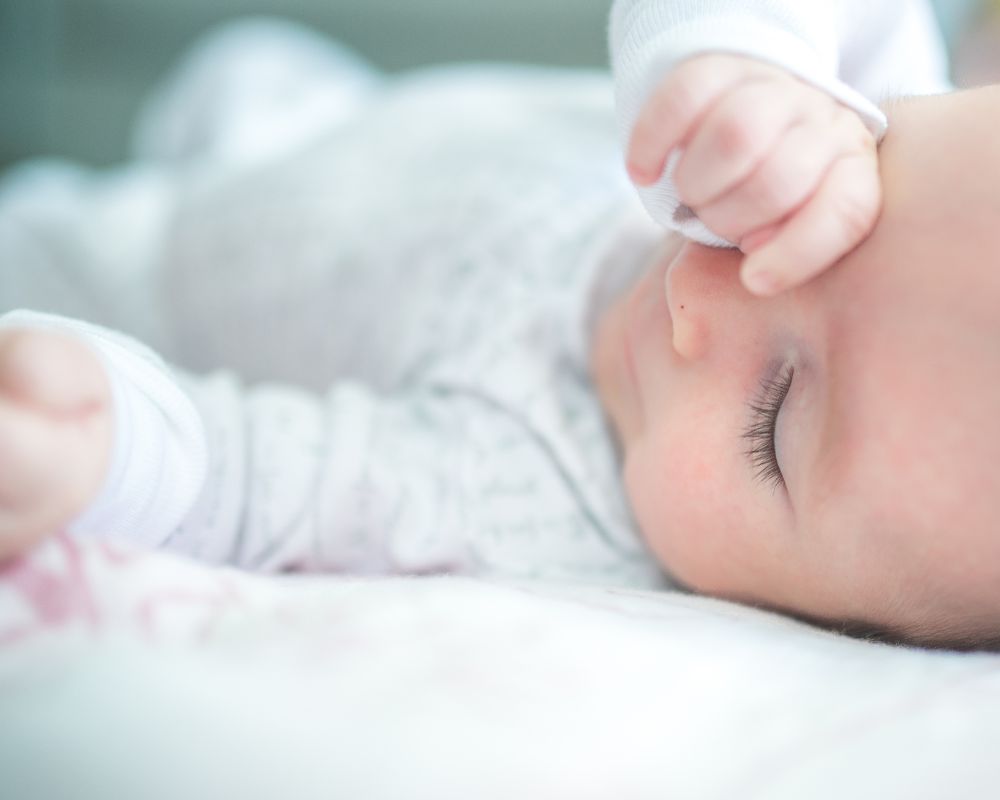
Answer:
[[1, 1, 995, 649]]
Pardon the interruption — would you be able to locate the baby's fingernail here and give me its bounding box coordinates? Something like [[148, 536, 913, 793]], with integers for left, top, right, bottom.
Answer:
[[743, 268, 782, 296]]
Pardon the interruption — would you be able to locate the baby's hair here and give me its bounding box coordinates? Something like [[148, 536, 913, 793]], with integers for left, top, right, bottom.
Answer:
[[836, 618, 1000, 653], [677, 578, 1000, 653], [767, 603, 1000, 653]]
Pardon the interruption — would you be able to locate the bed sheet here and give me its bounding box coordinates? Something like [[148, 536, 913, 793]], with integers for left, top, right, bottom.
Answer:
[[2, 534, 999, 800]]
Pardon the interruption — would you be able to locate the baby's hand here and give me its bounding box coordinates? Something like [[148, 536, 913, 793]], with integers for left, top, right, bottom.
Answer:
[[627, 54, 881, 295], [0, 329, 111, 561]]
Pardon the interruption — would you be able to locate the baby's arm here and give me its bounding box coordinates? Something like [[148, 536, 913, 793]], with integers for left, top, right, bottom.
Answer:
[[610, 0, 950, 290], [0, 310, 206, 559], [168, 367, 474, 573], [0, 310, 473, 574]]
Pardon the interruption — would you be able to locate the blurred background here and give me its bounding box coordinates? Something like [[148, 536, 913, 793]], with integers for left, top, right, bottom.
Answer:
[[0, 0, 997, 169]]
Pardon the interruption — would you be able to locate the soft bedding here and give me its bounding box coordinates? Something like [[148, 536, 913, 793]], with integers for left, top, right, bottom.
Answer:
[[2, 533, 1000, 800]]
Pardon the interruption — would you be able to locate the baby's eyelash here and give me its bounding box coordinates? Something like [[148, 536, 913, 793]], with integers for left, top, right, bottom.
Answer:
[[742, 365, 795, 491]]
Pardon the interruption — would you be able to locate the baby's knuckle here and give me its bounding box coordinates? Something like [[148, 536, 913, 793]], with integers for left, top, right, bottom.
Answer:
[[713, 113, 759, 160], [834, 108, 874, 150], [831, 105, 857, 127], [674, 54, 723, 88], [833, 186, 878, 240], [655, 78, 697, 125], [664, 60, 714, 111], [804, 89, 838, 117], [753, 163, 798, 215]]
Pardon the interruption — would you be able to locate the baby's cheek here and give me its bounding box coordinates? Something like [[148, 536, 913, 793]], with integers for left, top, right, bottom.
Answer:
[[623, 428, 731, 592]]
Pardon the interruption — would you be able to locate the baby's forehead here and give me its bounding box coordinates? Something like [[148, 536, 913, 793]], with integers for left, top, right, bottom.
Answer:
[[875, 89, 1000, 258]]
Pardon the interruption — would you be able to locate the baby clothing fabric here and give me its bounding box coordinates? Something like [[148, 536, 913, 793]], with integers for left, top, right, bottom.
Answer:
[[1, 53, 669, 587], [0, 2, 950, 585]]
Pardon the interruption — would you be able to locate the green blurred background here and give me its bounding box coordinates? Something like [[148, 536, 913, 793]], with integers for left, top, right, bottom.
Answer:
[[0, 0, 990, 168]]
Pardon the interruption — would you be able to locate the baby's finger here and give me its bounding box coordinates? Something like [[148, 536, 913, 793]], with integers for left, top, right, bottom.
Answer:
[[740, 223, 780, 253], [627, 56, 756, 186], [693, 119, 838, 245], [740, 149, 881, 295], [674, 80, 807, 208]]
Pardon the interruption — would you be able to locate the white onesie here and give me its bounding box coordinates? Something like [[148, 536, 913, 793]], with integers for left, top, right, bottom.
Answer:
[[0, 1, 950, 585]]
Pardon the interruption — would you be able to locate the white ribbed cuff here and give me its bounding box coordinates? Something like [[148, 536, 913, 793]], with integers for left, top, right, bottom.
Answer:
[[629, 17, 888, 138]]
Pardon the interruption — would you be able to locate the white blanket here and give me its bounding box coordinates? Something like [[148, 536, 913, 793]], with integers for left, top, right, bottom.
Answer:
[[1, 534, 999, 799]]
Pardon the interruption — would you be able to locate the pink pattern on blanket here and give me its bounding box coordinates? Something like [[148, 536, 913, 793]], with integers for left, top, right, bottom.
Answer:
[[0, 533, 250, 650], [136, 575, 245, 644], [0, 533, 100, 646], [1, 536, 388, 664]]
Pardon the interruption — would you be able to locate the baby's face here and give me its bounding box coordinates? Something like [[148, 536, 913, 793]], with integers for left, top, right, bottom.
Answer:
[[593, 88, 1000, 645]]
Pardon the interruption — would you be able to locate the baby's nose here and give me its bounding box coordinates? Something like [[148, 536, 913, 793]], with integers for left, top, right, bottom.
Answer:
[[665, 243, 744, 361], [667, 291, 709, 360]]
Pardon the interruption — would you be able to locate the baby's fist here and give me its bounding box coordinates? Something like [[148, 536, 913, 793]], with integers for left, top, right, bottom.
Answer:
[[627, 54, 881, 295]]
